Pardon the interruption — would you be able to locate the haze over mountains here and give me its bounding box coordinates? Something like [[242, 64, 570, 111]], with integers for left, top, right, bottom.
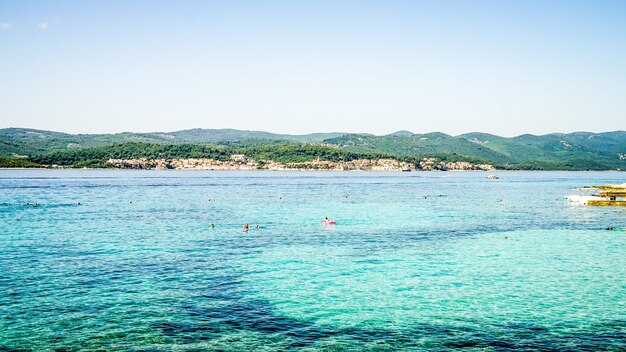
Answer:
[[1, 128, 626, 170]]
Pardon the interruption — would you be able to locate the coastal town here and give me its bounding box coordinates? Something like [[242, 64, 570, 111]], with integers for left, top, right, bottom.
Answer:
[[106, 154, 495, 171]]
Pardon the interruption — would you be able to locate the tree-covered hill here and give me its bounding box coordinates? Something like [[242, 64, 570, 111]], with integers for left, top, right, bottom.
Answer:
[[26, 142, 393, 168], [323, 133, 513, 164], [167, 128, 346, 144], [0, 128, 346, 156], [457, 131, 626, 169], [0, 128, 175, 156], [1, 127, 625, 170], [322, 131, 626, 170]]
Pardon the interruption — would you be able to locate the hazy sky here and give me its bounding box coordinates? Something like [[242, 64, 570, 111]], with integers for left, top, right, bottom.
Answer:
[[1, 0, 625, 136]]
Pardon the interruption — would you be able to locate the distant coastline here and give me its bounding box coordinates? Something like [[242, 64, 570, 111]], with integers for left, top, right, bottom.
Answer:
[[1, 127, 625, 171], [1, 168, 622, 172], [0, 157, 494, 171], [102, 157, 495, 172]]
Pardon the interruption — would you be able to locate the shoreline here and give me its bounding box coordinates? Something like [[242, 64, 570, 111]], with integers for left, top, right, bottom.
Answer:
[[0, 167, 623, 172]]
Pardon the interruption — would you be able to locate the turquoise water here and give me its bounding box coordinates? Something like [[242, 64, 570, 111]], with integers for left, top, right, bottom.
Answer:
[[1, 170, 625, 350]]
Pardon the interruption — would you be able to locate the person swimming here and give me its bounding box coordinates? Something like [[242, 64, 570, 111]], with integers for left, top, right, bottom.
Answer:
[[243, 224, 250, 231], [322, 217, 336, 225]]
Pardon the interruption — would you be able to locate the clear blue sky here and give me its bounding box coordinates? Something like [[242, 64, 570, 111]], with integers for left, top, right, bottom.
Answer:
[[1, 0, 625, 136]]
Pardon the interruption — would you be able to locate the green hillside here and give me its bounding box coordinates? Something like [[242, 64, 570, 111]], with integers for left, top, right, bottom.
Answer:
[[167, 128, 345, 143], [0, 128, 174, 156], [553, 131, 626, 154], [323, 133, 511, 163], [0, 128, 346, 156], [1, 127, 625, 170], [458, 131, 626, 169], [28, 142, 392, 168], [322, 131, 626, 170]]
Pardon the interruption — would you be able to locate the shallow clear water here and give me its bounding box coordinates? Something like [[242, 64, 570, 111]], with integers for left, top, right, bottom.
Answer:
[[1, 170, 625, 350]]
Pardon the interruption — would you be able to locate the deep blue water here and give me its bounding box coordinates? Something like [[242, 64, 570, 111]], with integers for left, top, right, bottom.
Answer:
[[1, 170, 625, 350]]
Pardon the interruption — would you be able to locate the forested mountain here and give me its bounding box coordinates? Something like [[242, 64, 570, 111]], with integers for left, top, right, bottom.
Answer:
[[28, 142, 393, 168], [0, 128, 173, 156], [0, 128, 345, 156], [167, 129, 346, 144], [1, 127, 625, 170], [323, 131, 626, 170], [323, 133, 511, 163]]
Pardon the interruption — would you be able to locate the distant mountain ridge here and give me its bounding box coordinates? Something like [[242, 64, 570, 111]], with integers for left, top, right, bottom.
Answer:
[[324, 130, 626, 169], [0, 128, 347, 156], [1, 127, 625, 170]]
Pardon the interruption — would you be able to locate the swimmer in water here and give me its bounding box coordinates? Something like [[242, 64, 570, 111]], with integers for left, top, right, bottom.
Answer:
[[243, 224, 250, 231]]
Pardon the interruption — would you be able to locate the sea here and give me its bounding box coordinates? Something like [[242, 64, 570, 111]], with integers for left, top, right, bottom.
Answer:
[[1, 170, 625, 351]]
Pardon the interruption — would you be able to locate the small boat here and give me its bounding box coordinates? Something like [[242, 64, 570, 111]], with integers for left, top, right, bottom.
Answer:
[[485, 175, 499, 180], [402, 168, 412, 172]]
